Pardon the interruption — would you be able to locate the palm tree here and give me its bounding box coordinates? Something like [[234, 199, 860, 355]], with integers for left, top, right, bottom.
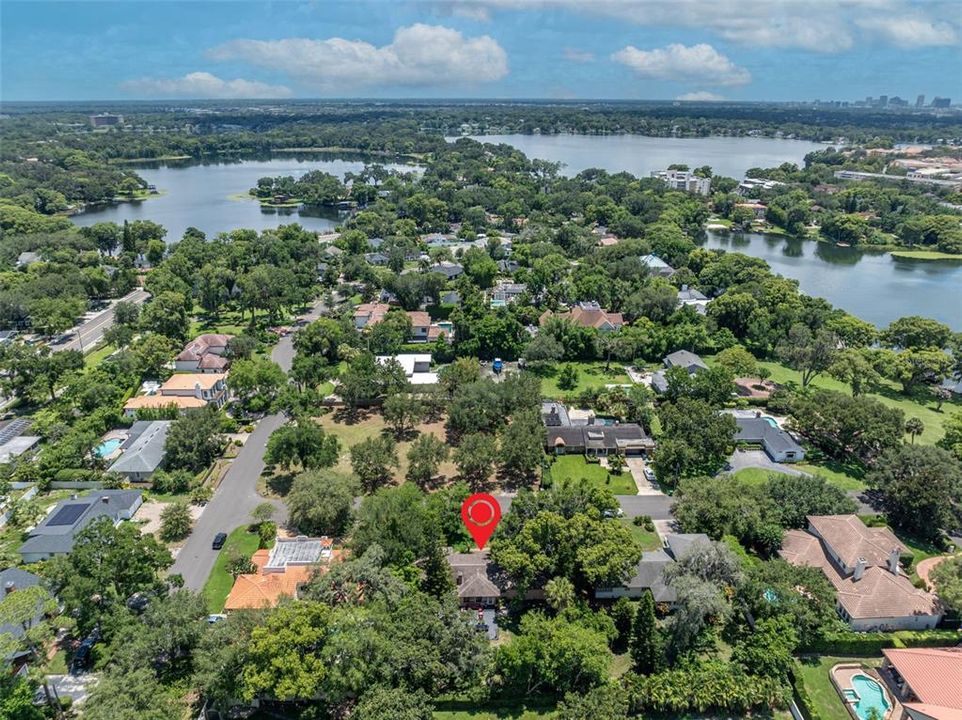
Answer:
[[906, 417, 924, 444]]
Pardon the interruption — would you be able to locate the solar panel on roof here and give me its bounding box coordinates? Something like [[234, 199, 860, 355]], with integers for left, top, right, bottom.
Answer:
[[47, 504, 87, 526]]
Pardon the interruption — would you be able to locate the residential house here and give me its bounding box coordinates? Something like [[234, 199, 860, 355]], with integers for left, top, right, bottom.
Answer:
[[224, 536, 334, 611], [447, 550, 543, 608], [364, 252, 390, 266], [735, 201, 768, 220], [737, 177, 785, 195], [490, 282, 526, 308], [539, 301, 624, 333], [881, 647, 962, 720], [428, 261, 464, 280], [368, 237, 386, 250], [174, 334, 232, 373], [650, 169, 711, 195], [353, 302, 391, 330], [677, 285, 710, 314], [546, 423, 654, 457], [0, 418, 40, 465], [376, 353, 437, 385], [322, 245, 343, 259], [406, 311, 451, 343], [780, 515, 942, 631], [640, 254, 676, 277], [650, 349, 708, 394], [541, 401, 570, 428], [106, 420, 171, 482], [441, 290, 461, 306], [497, 259, 520, 274], [0, 568, 50, 667], [733, 415, 805, 462], [596, 533, 710, 601], [18, 490, 143, 562], [0, 330, 18, 347], [123, 373, 227, 417]]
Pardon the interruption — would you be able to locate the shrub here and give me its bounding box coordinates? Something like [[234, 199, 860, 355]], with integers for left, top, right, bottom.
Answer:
[[159, 502, 192, 542], [189, 485, 213, 505]]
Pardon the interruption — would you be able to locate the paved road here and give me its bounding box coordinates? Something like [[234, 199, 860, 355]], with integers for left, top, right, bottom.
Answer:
[[50, 288, 150, 354], [170, 299, 326, 590]]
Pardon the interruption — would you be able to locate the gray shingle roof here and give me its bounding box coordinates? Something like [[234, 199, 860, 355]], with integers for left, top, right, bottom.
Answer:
[[18, 490, 142, 557], [107, 421, 171, 475], [664, 350, 708, 371], [734, 417, 804, 455]]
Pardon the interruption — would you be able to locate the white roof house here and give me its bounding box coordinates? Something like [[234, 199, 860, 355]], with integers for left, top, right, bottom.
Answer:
[[376, 354, 437, 385]]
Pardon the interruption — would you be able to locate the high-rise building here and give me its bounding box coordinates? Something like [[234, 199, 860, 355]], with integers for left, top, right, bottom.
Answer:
[[878, 95, 889, 107], [932, 97, 951, 108], [916, 94, 925, 108], [89, 113, 123, 127]]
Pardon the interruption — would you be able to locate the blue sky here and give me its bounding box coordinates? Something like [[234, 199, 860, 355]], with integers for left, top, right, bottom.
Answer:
[[2, 0, 960, 102]]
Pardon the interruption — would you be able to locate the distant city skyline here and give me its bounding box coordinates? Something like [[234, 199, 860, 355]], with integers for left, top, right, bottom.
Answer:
[[2, 0, 960, 102]]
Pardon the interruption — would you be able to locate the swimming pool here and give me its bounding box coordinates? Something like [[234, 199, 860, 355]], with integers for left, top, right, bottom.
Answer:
[[94, 438, 123, 457], [846, 674, 890, 720], [762, 416, 778, 427]]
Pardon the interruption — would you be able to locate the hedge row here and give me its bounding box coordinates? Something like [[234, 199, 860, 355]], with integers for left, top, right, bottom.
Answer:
[[789, 663, 823, 720], [800, 629, 961, 654]]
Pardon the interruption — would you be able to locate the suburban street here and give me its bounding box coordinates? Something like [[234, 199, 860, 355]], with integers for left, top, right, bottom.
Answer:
[[170, 298, 326, 590], [50, 288, 150, 354]]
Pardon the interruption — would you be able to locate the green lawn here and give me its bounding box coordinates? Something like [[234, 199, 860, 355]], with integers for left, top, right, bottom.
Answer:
[[753, 359, 960, 445], [202, 526, 261, 613], [732, 467, 787, 486], [44, 649, 68, 675], [795, 656, 882, 720], [433, 698, 556, 719], [83, 342, 116, 367], [620, 518, 662, 550], [549, 454, 637, 494], [890, 249, 962, 260], [535, 362, 631, 399], [795, 460, 867, 492]]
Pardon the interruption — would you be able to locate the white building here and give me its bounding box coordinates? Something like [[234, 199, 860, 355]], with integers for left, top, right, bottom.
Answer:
[[376, 354, 438, 385], [650, 169, 711, 196]]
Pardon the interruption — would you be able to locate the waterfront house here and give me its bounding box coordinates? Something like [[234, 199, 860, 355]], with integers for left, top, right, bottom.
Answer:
[[780, 515, 942, 631]]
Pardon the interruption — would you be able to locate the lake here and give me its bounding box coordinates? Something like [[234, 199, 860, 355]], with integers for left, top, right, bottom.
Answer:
[[699, 231, 962, 329], [451, 133, 827, 179], [72, 156, 416, 241]]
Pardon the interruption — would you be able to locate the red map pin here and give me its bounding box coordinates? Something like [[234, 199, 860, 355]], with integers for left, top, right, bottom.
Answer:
[[461, 493, 502, 550]]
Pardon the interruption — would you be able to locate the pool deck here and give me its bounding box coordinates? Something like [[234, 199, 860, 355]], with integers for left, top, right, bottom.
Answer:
[[830, 663, 902, 720], [95, 429, 129, 460]]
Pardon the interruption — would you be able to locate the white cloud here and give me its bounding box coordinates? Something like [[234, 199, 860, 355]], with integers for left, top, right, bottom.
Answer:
[[456, 0, 960, 52], [208, 24, 508, 89], [676, 91, 725, 101], [612, 43, 751, 86], [856, 16, 957, 46], [120, 72, 292, 99], [563, 47, 594, 62]]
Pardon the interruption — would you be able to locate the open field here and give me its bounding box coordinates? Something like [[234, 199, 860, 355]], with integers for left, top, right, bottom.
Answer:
[[533, 362, 631, 398]]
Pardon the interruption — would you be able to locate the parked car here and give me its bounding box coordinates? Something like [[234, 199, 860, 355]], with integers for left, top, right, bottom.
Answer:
[[643, 467, 657, 482], [207, 614, 227, 624], [603, 508, 624, 518], [212, 532, 228, 550]]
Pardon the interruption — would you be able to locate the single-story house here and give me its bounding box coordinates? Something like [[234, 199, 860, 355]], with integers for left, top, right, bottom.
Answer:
[[497, 259, 520, 274], [376, 353, 437, 385], [596, 533, 710, 602], [0, 568, 50, 664], [428, 262, 464, 280], [780, 515, 942, 631], [447, 550, 543, 608], [651, 349, 708, 393], [106, 420, 171, 482], [541, 401, 571, 427], [539, 301, 624, 333], [174, 333, 232, 373], [224, 536, 334, 612], [881, 647, 962, 720], [546, 423, 654, 457], [733, 415, 805, 462], [676, 285, 710, 314], [364, 252, 390, 266], [640, 254, 676, 277], [18, 490, 143, 562]]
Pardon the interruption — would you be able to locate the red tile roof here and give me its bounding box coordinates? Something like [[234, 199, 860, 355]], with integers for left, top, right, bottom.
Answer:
[[883, 647, 962, 709]]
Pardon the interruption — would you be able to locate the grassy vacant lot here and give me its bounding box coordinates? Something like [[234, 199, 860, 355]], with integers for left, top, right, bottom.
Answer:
[[733, 462, 866, 492], [795, 655, 882, 720], [748, 359, 960, 446], [202, 526, 261, 613], [535, 362, 630, 399], [315, 411, 459, 484], [620, 518, 663, 550], [549, 454, 637, 495]]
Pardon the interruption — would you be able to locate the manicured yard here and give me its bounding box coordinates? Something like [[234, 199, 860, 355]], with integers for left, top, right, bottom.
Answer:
[[732, 467, 788, 486], [795, 460, 867, 492], [83, 342, 116, 367], [754, 359, 959, 446], [795, 655, 882, 720], [548, 454, 637, 494], [535, 362, 631, 398], [620, 518, 662, 550], [890, 249, 962, 260], [202, 526, 261, 613], [433, 698, 556, 719]]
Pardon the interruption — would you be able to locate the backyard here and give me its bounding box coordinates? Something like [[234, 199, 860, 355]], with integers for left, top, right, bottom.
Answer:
[[548, 454, 638, 495], [534, 362, 631, 399], [794, 655, 883, 720], [619, 517, 662, 550]]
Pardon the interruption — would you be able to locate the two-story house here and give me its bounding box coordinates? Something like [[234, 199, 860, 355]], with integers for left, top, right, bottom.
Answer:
[[174, 334, 232, 373]]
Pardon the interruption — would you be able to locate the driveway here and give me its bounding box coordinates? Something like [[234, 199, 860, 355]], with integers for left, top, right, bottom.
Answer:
[[615, 494, 675, 519], [625, 458, 663, 496], [725, 449, 808, 477], [38, 674, 97, 706], [169, 298, 326, 590], [50, 288, 150, 354]]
